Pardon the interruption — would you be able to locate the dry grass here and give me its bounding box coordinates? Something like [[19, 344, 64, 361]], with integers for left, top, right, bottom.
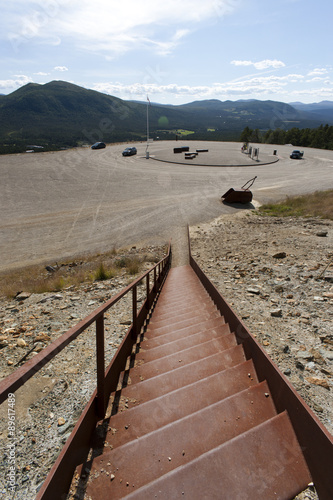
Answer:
[[0, 246, 158, 299], [258, 189, 333, 220], [114, 256, 140, 275], [0, 262, 89, 298], [93, 263, 117, 281]]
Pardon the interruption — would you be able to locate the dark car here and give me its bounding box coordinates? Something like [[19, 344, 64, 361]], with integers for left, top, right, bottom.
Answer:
[[290, 150, 304, 159], [91, 142, 106, 150], [122, 146, 137, 156]]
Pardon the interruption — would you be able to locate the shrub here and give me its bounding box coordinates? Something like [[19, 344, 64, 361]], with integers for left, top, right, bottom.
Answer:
[[94, 263, 116, 281]]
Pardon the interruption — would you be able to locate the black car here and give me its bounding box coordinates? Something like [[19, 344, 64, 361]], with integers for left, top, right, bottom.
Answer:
[[290, 150, 303, 159], [122, 146, 137, 156], [91, 142, 106, 149]]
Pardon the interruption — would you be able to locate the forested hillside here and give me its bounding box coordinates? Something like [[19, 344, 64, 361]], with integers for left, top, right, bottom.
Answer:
[[1, 80, 333, 154], [240, 124, 333, 149]]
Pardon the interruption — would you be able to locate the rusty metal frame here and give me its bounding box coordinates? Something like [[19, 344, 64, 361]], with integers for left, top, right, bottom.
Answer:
[[0, 244, 171, 500], [189, 244, 333, 500]]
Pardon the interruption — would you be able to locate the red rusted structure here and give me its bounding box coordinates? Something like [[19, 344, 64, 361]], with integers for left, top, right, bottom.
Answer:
[[1, 237, 332, 499], [221, 176, 257, 204]]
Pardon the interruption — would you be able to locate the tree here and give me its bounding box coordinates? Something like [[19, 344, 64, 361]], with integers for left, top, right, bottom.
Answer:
[[240, 126, 253, 143], [250, 128, 261, 143]]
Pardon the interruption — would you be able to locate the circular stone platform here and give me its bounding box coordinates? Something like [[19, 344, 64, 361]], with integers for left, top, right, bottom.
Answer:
[[148, 141, 279, 167]]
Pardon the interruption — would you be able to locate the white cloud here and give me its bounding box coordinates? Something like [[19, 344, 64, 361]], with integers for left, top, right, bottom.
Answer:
[[0, 74, 32, 90], [307, 68, 328, 76], [289, 86, 333, 100], [5, 1, 240, 56], [54, 66, 68, 72], [306, 77, 326, 83], [92, 73, 309, 101], [231, 60, 252, 67], [231, 59, 286, 70]]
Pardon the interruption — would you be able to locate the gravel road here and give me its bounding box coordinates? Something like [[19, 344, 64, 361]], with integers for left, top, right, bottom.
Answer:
[[1, 141, 333, 272]]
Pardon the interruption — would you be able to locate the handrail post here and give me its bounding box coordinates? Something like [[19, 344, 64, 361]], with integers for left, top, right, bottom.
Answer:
[[153, 267, 157, 292], [132, 284, 137, 339], [96, 315, 105, 418], [146, 273, 150, 310]]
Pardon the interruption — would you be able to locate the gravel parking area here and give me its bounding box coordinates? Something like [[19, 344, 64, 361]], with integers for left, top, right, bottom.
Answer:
[[1, 141, 333, 272]]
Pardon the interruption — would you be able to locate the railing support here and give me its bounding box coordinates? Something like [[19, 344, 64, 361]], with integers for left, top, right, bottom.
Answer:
[[96, 315, 105, 419], [132, 285, 137, 339], [146, 273, 150, 310], [153, 266, 157, 292]]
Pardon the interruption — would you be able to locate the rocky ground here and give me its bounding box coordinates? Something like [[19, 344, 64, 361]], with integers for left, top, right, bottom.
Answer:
[[0, 245, 166, 500], [190, 210, 333, 500], [0, 212, 332, 499]]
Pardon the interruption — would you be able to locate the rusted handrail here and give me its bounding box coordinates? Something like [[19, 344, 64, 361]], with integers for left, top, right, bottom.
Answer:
[[0, 244, 171, 414]]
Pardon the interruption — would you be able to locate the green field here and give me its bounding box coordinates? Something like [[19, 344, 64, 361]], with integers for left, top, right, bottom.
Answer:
[[176, 129, 195, 136]]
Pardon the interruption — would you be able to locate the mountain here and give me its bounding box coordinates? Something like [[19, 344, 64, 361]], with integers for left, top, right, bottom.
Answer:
[[1, 80, 333, 153], [0, 81, 148, 146], [290, 101, 333, 123], [290, 100, 333, 111]]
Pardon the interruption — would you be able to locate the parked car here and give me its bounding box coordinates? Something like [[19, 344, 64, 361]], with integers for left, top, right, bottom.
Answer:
[[290, 150, 304, 159], [122, 146, 137, 156], [91, 142, 106, 149]]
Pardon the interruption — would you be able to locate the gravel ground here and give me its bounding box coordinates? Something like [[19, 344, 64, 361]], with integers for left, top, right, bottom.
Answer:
[[0, 211, 332, 499], [1, 141, 333, 273], [190, 210, 333, 499]]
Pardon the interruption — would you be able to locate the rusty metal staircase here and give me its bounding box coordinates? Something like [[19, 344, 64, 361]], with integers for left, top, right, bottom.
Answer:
[[2, 241, 332, 499], [71, 265, 313, 499]]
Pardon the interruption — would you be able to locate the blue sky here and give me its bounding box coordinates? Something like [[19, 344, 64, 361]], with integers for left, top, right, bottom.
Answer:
[[1, 0, 332, 104]]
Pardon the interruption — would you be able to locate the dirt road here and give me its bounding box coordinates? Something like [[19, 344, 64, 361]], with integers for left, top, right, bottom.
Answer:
[[1, 141, 332, 272]]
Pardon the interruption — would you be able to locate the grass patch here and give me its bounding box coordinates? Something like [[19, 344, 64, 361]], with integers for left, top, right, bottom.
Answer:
[[127, 258, 140, 275], [0, 264, 90, 298], [258, 190, 333, 220], [0, 245, 168, 299], [176, 129, 195, 136], [93, 263, 117, 281], [115, 256, 141, 275]]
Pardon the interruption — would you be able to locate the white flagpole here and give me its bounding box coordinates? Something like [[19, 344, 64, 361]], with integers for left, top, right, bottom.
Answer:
[[146, 96, 150, 154]]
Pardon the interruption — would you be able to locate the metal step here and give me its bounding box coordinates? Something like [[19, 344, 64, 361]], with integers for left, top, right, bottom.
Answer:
[[129, 343, 244, 384], [146, 309, 220, 331], [148, 303, 217, 325], [116, 349, 248, 406], [83, 382, 278, 498], [149, 302, 217, 322], [102, 361, 260, 450], [137, 328, 235, 362], [122, 412, 312, 500], [144, 316, 226, 338], [151, 296, 213, 315]]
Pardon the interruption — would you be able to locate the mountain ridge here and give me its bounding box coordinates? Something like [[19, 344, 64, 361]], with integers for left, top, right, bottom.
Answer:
[[1, 80, 333, 152]]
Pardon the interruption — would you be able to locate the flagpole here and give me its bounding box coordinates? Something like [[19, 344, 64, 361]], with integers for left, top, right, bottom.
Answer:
[[146, 96, 149, 155]]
